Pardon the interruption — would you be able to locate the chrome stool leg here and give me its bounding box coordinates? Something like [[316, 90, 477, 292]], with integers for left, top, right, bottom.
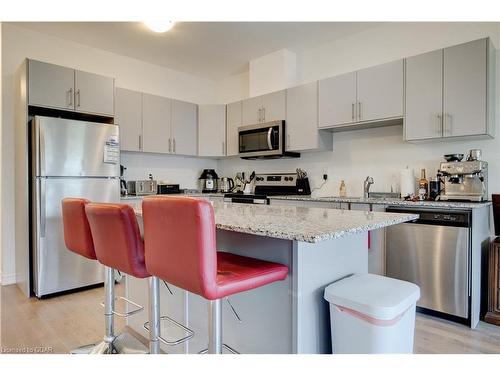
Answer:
[[148, 276, 161, 354], [71, 267, 148, 354], [208, 299, 223, 354]]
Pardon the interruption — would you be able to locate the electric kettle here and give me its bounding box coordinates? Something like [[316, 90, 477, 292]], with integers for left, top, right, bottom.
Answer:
[[219, 177, 235, 193]]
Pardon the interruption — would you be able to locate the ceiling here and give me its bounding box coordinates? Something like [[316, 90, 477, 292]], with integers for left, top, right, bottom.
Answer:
[[12, 22, 380, 81]]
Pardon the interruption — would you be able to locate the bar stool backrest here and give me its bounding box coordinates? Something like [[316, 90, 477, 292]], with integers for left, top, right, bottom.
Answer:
[[61, 198, 96, 260], [85, 203, 149, 279], [143, 196, 218, 299]]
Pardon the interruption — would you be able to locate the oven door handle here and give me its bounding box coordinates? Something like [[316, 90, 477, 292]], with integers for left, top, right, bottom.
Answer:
[[267, 127, 273, 150]]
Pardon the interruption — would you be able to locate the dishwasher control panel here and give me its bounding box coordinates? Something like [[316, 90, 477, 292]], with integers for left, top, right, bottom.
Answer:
[[386, 207, 471, 227]]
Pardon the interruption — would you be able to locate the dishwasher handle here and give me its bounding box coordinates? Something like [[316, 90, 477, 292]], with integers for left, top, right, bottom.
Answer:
[[386, 206, 471, 227]]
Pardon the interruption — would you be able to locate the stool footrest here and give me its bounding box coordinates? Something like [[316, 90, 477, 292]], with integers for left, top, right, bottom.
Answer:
[[100, 296, 144, 318], [198, 344, 239, 354], [143, 316, 194, 346]]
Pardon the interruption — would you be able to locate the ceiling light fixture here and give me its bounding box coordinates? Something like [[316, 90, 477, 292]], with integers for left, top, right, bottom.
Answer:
[[143, 21, 175, 33]]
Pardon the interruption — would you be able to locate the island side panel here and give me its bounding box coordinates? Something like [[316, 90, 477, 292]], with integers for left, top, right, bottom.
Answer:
[[293, 232, 368, 354], [187, 230, 294, 354]]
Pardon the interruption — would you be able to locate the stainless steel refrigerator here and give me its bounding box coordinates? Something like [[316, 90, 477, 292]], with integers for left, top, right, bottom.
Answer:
[[32, 116, 120, 297]]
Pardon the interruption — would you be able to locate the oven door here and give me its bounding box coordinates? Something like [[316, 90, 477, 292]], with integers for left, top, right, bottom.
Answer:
[[238, 121, 283, 158]]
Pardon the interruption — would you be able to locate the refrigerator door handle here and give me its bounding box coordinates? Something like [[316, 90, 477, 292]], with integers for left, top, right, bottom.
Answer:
[[39, 178, 46, 238]]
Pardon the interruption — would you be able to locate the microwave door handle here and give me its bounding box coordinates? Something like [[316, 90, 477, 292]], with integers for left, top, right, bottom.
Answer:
[[267, 127, 273, 150]]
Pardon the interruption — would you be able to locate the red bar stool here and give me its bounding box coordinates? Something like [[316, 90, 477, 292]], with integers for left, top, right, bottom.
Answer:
[[82, 202, 150, 354], [85, 202, 193, 354], [142, 196, 289, 354]]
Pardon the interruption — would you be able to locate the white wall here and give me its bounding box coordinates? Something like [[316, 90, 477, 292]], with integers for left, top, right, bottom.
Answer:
[[1, 23, 218, 284], [215, 71, 249, 104], [217, 22, 500, 199]]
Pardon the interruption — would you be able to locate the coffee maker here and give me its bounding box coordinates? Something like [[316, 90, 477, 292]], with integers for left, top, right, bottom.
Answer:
[[439, 159, 488, 202]]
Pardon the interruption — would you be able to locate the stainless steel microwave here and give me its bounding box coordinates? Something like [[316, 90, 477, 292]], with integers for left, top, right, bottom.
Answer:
[[238, 120, 299, 159]]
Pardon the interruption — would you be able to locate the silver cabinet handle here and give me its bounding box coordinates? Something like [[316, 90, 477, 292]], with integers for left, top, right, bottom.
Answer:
[[352, 103, 355, 121], [445, 113, 452, 136], [222, 141, 225, 155], [168, 138, 171, 152], [258, 108, 262, 123], [437, 114, 443, 136], [76, 89, 81, 107], [173, 138, 176, 153], [358, 102, 362, 120], [138, 134, 142, 150], [287, 134, 290, 150], [263, 107, 266, 122], [68, 88, 73, 107]]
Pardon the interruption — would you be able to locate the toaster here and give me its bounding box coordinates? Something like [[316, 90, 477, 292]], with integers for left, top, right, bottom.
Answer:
[[127, 180, 158, 196]]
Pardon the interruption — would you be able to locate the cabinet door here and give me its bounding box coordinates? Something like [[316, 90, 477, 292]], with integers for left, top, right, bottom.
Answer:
[[262, 90, 286, 122], [242, 96, 262, 125], [318, 72, 357, 127], [171, 99, 198, 156], [286, 82, 318, 151], [356, 60, 404, 122], [443, 39, 487, 137], [226, 101, 242, 156], [405, 50, 443, 140], [198, 105, 226, 157], [142, 93, 171, 154], [74, 70, 115, 116], [28, 60, 74, 110], [115, 88, 142, 152]]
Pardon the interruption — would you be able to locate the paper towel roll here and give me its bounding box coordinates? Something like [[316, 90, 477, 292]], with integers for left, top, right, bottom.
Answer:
[[400, 168, 415, 198]]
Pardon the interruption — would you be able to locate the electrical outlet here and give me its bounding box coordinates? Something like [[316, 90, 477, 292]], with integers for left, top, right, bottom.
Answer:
[[323, 174, 328, 181]]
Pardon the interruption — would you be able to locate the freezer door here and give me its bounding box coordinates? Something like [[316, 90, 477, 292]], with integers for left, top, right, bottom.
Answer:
[[33, 177, 119, 297], [34, 116, 120, 177], [386, 223, 469, 318]]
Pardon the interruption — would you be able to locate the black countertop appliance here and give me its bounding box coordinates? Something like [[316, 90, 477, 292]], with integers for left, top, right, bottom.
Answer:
[[199, 169, 219, 193]]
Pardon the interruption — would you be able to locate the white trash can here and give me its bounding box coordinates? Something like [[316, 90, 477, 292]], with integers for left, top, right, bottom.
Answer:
[[324, 273, 420, 354]]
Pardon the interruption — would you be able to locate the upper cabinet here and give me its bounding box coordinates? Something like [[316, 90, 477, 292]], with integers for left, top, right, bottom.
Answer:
[[226, 101, 242, 157], [319, 60, 403, 129], [74, 70, 115, 116], [116, 89, 198, 156], [198, 105, 226, 157], [356, 60, 404, 122], [142, 93, 172, 154], [28, 59, 115, 117], [115, 88, 142, 152], [286, 81, 332, 152], [242, 90, 286, 126], [405, 38, 495, 141], [171, 99, 198, 156]]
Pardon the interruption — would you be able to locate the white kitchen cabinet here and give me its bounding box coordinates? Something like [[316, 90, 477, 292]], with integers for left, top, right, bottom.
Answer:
[[319, 72, 357, 127], [27, 59, 115, 116], [115, 88, 142, 152], [226, 101, 242, 156], [405, 38, 495, 141], [405, 49, 444, 140], [142, 93, 171, 154], [242, 96, 262, 126], [443, 38, 489, 138], [198, 105, 226, 157], [261, 90, 286, 122], [74, 70, 115, 116], [241, 90, 286, 126], [356, 60, 404, 122], [171, 99, 198, 156], [286, 82, 332, 152], [28, 60, 75, 111]]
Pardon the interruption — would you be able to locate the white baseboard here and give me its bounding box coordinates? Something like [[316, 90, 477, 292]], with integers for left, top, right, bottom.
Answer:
[[1, 272, 17, 285]]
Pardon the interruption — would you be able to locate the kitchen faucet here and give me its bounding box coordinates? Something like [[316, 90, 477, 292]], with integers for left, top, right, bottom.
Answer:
[[363, 176, 374, 198]]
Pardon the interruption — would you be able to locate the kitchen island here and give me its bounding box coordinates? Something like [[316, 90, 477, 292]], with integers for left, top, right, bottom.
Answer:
[[126, 199, 418, 354]]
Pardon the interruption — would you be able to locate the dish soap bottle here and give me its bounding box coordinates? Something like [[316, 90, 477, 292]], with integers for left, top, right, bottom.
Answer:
[[339, 180, 347, 198]]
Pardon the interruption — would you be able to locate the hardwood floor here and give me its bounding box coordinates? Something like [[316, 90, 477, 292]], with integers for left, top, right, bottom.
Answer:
[[1, 283, 500, 354]]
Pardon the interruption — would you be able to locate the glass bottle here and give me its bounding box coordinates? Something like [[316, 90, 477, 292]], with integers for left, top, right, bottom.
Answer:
[[418, 169, 428, 201]]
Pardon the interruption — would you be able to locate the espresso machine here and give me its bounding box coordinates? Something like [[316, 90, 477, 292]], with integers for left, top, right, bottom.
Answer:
[[439, 155, 488, 202]]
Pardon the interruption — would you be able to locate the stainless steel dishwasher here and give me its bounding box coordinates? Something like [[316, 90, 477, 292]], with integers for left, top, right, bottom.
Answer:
[[385, 207, 471, 322]]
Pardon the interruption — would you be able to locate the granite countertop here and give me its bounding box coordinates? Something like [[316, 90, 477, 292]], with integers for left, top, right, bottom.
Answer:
[[270, 195, 492, 209], [132, 200, 418, 243]]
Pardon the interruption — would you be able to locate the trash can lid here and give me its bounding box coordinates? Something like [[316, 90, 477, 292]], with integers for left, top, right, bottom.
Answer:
[[324, 274, 420, 321]]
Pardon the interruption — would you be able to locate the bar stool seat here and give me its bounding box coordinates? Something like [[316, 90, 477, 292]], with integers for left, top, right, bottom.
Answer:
[[214, 252, 288, 300]]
